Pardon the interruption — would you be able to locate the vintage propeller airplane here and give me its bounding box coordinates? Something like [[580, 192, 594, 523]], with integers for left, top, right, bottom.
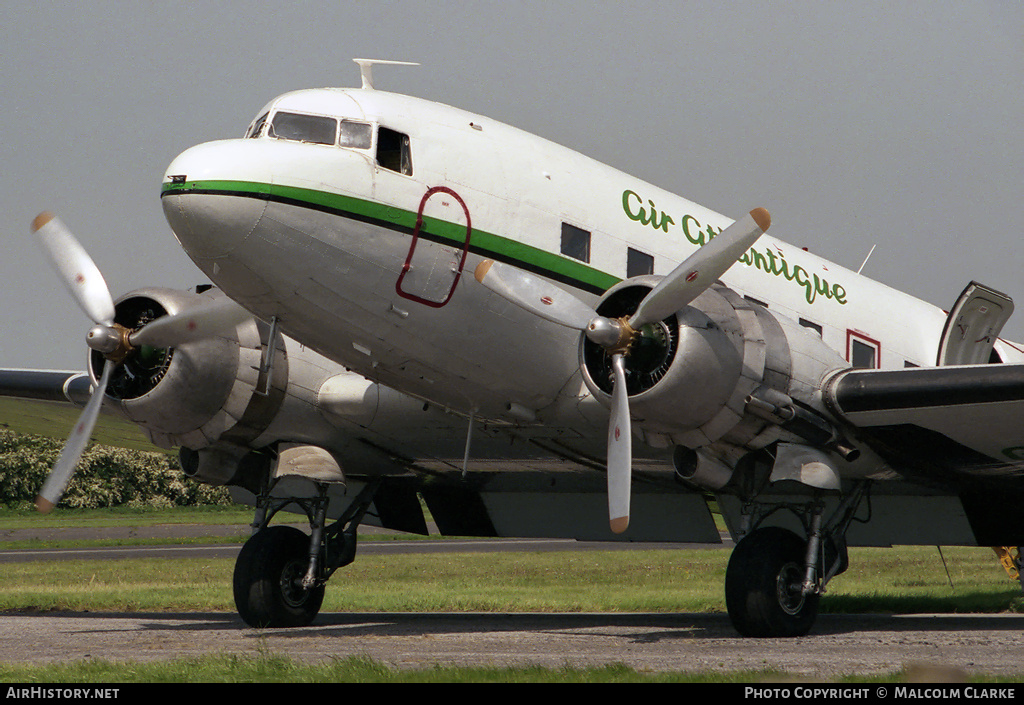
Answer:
[[4, 59, 1024, 637]]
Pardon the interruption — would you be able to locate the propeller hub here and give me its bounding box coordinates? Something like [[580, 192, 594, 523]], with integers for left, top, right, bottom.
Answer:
[[585, 316, 635, 354], [86, 323, 133, 362]]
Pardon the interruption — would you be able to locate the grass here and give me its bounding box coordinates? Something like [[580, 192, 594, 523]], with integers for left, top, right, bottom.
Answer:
[[0, 507, 1021, 615], [0, 504, 252, 530], [0, 654, 817, 683], [4, 657, 1022, 685], [822, 545, 1024, 613], [0, 541, 1020, 615], [0, 550, 728, 613], [14, 654, 1011, 684]]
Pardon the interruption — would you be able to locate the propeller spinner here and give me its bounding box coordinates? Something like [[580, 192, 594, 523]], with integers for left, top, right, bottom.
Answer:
[[475, 208, 770, 533], [30, 213, 250, 512]]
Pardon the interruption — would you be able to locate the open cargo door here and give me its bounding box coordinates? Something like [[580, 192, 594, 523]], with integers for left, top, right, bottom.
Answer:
[[937, 281, 1013, 365]]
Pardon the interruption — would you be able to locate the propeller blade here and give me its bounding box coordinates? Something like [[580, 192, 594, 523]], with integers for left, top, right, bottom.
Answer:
[[474, 259, 597, 330], [128, 296, 251, 348], [35, 359, 115, 513], [607, 352, 632, 534], [32, 213, 116, 326], [629, 208, 770, 328]]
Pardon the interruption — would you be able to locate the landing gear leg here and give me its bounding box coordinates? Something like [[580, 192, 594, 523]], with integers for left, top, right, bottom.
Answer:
[[233, 478, 382, 628], [725, 526, 819, 637], [233, 524, 326, 628], [725, 483, 867, 637]]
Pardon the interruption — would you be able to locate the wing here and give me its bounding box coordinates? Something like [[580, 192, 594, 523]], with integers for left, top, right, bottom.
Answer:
[[825, 363, 1024, 480], [0, 368, 158, 451]]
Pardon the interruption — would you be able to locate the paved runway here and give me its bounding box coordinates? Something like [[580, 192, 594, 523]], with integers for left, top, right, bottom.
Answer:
[[1, 610, 1023, 678], [0, 523, 732, 562]]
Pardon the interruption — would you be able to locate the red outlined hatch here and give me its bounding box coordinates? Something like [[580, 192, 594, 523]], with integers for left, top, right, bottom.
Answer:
[[395, 186, 472, 308]]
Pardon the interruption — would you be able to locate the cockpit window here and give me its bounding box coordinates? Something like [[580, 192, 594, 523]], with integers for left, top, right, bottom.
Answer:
[[269, 111, 337, 145], [340, 120, 372, 149], [251, 110, 375, 153], [246, 112, 268, 139]]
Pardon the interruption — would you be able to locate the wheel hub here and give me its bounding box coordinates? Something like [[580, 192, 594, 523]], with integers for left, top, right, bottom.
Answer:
[[279, 558, 314, 608], [775, 562, 806, 616]]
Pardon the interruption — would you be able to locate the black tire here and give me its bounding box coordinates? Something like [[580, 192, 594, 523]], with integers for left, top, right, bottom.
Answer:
[[233, 525, 325, 628], [725, 526, 819, 638]]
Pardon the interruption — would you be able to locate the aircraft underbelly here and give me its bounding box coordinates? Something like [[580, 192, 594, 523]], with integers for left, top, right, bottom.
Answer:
[[477, 491, 722, 542], [717, 492, 975, 546], [226, 469, 723, 543]]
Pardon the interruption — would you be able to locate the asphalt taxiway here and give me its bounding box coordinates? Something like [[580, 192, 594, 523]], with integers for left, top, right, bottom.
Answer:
[[1, 611, 1023, 678], [0, 523, 732, 562]]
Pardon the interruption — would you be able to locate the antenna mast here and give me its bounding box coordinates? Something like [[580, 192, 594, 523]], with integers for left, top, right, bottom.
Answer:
[[353, 58, 420, 89], [857, 244, 877, 275]]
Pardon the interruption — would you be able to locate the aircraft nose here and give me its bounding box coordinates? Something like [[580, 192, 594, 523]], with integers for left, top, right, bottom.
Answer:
[[161, 140, 271, 260]]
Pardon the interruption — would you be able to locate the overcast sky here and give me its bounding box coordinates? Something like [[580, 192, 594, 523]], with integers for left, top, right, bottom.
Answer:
[[1, 1, 1020, 370]]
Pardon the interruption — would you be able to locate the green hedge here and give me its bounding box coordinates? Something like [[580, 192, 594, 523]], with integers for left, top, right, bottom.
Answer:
[[0, 430, 230, 510]]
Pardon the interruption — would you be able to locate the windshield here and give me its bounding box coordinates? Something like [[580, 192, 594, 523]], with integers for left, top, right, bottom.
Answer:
[[340, 120, 372, 149], [246, 112, 268, 138], [269, 111, 337, 145]]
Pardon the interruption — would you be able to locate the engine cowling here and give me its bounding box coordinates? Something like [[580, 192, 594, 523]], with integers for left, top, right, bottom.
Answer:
[[81, 287, 444, 491], [579, 278, 851, 455], [87, 287, 287, 452]]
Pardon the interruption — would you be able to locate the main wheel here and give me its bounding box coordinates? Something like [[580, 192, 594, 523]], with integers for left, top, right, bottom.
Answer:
[[725, 526, 819, 637], [233, 525, 326, 628]]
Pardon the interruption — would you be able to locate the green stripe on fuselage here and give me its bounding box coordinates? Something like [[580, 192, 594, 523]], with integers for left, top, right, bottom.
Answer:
[[161, 180, 618, 295]]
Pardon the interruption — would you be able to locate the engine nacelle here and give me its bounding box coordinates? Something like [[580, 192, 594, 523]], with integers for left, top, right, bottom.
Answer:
[[87, 287, 287, 452], [579, 278, 851, 454], [85, 287, 439, 490]]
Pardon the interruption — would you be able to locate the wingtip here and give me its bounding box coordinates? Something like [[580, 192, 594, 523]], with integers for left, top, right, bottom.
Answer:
[[31, 212, 55, 233], [610, 516, 629, 534], [749, 207, 771, 233], [35, 495, 55, 514]]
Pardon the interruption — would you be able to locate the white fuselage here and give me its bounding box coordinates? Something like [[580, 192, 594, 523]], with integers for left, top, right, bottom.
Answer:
[[160, 87, 1024, 438]]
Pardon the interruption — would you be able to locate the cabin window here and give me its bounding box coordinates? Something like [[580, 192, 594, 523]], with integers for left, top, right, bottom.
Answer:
[[269, 111, 337, 145], [561, 223, 591, 263], [377, 127, 413, 175], [246, 112, 268, 139], [627, 248, 654, 277], [340, 120, 372, 149], [848, 331, 880, 369], [799, 318, 823, 337]]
